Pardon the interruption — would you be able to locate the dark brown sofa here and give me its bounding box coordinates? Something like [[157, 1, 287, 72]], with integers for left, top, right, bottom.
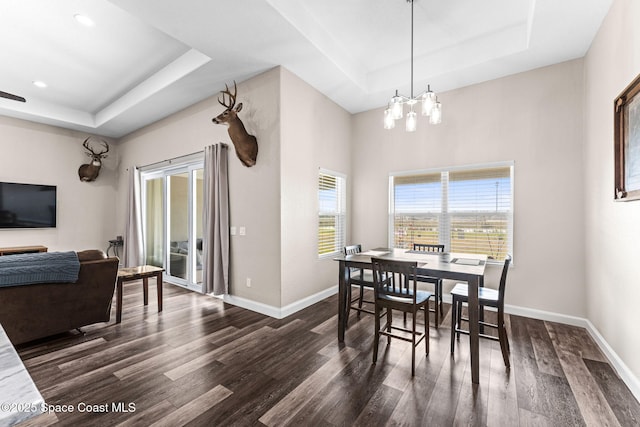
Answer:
[[0, 250, 119, 345]]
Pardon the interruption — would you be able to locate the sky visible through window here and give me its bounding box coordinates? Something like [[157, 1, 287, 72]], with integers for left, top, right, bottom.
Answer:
[[395, 176, 511, 213], [319, 188, 336, 212]]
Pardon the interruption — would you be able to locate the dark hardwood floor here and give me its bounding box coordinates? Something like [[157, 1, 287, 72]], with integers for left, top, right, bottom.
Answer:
[[16, 282, 640, 426]]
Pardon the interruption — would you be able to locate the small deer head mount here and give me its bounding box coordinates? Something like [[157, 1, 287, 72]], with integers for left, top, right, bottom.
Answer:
[[78, 137, 109, 182], [212, 81, 258, 167]]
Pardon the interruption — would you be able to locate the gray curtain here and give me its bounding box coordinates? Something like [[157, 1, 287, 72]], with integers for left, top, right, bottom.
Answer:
[[202, 144, 230, 295], [124, 166, 143, 267]]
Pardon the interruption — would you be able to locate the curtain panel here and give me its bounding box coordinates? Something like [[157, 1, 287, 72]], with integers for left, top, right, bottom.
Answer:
[[124, 166, 143, 267], [202, 144, 230, 295]]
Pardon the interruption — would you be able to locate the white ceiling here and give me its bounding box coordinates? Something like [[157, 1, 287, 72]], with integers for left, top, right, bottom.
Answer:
[[0, 0, 612, 138]]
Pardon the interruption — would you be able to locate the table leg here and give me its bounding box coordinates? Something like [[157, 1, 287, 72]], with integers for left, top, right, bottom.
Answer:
[[116, 279, 123, 324], [157, 272, 163, 312], [143, 277, 149, 306], [468, 275, 480, 385], [338, 260, 347, 342]]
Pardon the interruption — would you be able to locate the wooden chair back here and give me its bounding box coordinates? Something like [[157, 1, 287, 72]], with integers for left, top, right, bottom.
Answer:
[[413, 243, 445, 253], [343, 244, 362, 255], [497, 254, 512, 307], [371, 257, 418, 304]]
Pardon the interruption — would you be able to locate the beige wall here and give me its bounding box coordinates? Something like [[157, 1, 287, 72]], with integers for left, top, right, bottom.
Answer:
[[352, 59, 586, 316], [584, 0, 640, 381], [279, 68, 352, 306], [116, 67, 282, 307], [0, 116, 117, 252], [116, 66, 351, 310]]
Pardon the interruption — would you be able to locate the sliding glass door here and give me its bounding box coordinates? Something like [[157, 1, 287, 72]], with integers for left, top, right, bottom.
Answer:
[[142, 160, 203, 292]]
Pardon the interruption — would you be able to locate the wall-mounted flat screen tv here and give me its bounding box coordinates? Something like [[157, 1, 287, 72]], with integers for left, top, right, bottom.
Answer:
[[0, 182, 57, 228]]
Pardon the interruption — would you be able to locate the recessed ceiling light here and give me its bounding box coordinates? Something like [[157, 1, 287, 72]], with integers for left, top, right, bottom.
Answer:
[[32, 81, 47, 88], [73, 14, 95, 27]]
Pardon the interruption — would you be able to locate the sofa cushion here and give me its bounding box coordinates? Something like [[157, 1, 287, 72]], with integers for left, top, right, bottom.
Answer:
[[0, 251, 80, 287]]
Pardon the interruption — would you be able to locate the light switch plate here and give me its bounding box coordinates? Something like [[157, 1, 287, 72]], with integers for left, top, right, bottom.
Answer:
[[230, 226, 236, 235], [239, 226, 246, 236]]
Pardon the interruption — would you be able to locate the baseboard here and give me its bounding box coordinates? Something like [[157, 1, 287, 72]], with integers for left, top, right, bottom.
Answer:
[[279, 286, 338, 318], [221, 294, 282, 318], [583, 319, 640, 403], [498, 301, 640, 403], [503, 303, 589, 327], [221, 285, 338, 320]]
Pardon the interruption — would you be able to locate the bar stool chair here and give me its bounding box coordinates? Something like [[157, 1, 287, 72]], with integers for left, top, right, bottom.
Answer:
[[412, 243, 445, 327], [343, 245, 375, 321], [450, 254, 512, 367], [371, 257, 432, 376]]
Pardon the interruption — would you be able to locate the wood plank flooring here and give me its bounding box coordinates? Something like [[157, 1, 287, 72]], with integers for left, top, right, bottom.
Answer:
[[15, 283, 640, 426]]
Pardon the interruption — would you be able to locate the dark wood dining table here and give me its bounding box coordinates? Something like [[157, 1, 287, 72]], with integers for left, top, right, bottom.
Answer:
[[334, 247, 487, 384]]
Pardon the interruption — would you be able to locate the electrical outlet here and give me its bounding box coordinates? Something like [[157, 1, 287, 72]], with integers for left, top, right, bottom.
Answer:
[[230, 226, 236, 235], [246, 277, 252, 288], [239, 226, 246, 236]]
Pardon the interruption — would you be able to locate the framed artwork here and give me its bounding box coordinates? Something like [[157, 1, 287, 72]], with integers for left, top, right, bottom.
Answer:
[[614, 73, 640, 201]]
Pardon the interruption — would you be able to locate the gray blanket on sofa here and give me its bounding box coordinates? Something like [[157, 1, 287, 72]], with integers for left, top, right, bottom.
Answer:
[[0, 251, 80, 287]]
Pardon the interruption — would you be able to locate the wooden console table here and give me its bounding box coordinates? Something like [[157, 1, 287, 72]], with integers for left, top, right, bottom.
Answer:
[[116, 265, 164, 323], [0, 245, 47, 256]]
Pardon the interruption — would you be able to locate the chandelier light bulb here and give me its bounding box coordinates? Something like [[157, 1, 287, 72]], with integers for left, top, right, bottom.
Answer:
[[391, 93, 404, 120], [421, 88, 436, 116], [429, 100, 442, 124], [406, 110, 417, 132], [384, 107, 396, 129]]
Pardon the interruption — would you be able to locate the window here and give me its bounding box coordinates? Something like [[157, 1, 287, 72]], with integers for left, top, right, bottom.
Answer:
[[390, 163, 513, 261], [318, 170, 346, 257]]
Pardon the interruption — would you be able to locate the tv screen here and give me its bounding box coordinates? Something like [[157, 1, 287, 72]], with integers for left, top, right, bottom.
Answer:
[[0, 182, 57, 228]]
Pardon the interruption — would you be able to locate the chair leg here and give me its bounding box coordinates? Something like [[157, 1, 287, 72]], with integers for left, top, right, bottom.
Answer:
[[456, 300, 462, 340], [502, 313, 511, 354], [439, 281, 444, 318], [411, 307, 417, 376], [498, 311, 510, 368], [499, 326, 510, 368], [357, 285, 364, 316], [425, 302, 429, 356], [505, 328, 511, 354], [433, 283, 440, 328], [373, 304, 380, 365], [386, 308, 392, 345], [450, 296, 457, 354], [346, 285, 352, 327]]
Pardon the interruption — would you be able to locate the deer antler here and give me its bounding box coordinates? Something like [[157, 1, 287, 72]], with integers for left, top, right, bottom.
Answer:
[[82, 137, 109, 157], [218, 81, 237, 110]]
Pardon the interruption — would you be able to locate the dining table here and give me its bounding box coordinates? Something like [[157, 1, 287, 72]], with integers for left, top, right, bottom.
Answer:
[[334, 247, 487, 384]]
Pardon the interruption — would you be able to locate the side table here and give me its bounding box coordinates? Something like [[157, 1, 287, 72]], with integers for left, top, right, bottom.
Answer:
[[116, 265, 164, 323]]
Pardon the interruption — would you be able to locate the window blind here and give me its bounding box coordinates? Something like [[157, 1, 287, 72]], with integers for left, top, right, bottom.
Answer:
[[390, 164, 513, 261], [318, 171, 346, 257]]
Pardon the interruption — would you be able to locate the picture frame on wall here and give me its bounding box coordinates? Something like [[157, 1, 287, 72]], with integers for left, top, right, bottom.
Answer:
[[614, 72, 640, 201]]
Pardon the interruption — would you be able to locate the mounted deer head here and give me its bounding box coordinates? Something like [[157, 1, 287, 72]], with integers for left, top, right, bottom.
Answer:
[[212, 81, 258, 167], [78, 137, 109, 182]]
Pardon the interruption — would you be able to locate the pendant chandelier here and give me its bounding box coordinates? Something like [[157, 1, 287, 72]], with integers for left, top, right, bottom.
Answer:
[[384, 0, 441, 131]]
